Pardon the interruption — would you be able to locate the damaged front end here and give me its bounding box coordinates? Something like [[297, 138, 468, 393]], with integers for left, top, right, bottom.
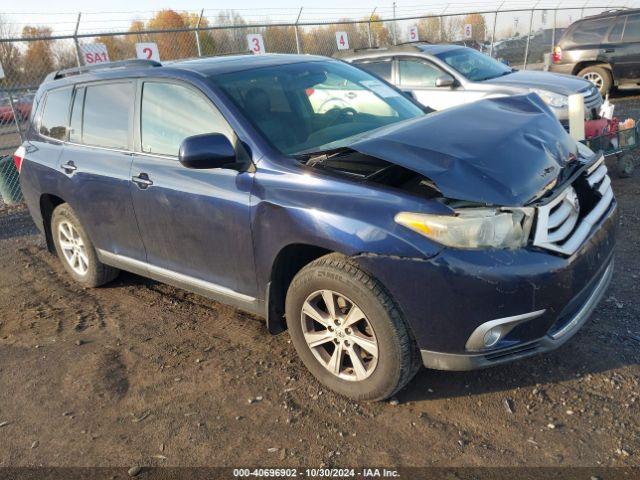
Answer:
[[294, 94, 617, 366], [299, 93, 610, 257]]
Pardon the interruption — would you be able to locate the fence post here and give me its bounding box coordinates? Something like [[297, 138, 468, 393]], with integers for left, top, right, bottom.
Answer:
[[6, 90, 23, 142], [490, 1, 504, 58], [368, 7, 377, 48], [392, 2, 397, 45], [523, 2, 539, 70], [195, 9, 204, 57], [551, 8, 557, 55], [294, 7, 303, 54], [439, 5, 448, 42], [73, 13, 83, 67]]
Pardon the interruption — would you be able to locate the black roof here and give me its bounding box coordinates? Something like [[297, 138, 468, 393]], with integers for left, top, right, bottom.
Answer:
[[579, 8, 638, 21], [42, 54, 330, 88], [168, 53, 327, 75]]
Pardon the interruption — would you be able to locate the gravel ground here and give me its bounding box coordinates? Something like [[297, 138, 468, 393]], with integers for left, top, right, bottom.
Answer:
[[0, 98, 638, 473]]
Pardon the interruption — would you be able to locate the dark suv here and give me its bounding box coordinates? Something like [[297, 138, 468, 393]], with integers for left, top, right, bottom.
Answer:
[[550, 8, 640, 95], [15, 56, 616, 401]]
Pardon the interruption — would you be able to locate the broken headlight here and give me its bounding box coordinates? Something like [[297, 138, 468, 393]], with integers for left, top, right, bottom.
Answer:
[[529, 89, 568, 109], [394, 208, 534, 249]]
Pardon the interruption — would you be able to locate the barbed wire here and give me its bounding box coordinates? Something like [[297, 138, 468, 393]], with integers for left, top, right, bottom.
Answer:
[[0, 0, 638, 38]]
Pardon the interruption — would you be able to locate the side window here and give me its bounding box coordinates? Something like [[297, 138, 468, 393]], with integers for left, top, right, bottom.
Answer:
[[356, 60, 392, 82], [570, 18, 613, 44], [141, 82, 233, 156], [623, 14, 640, 42], [69, 87, 84, 144], [608, 16, 626, 42], [398, 58, 443, 87], [82, 82, 133, 149], [39, 87, 72, 140]]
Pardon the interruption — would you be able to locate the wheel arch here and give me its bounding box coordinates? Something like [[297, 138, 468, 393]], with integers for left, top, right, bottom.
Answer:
[[266, 243, 333, 334], [573, 61, 612, 76], [40, 193, 66, 253]]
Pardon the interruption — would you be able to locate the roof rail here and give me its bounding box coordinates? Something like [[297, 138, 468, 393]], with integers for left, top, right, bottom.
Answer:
[[352, 46, 383, 52], [395, 40, 431, 46], [46, 59, 161, 82]]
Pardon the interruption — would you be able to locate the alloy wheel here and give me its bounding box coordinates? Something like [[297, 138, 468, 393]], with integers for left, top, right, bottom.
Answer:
[[301, 289, 379, 381], [58, 220, 89, 276], [583, 72, 604, 91]]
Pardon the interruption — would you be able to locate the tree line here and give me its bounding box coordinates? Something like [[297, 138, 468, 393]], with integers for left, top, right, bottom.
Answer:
[[0, 9, 487, 88]]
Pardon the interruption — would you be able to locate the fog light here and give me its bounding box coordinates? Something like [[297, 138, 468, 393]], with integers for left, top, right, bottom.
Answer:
[[483, 328, 502, 348]]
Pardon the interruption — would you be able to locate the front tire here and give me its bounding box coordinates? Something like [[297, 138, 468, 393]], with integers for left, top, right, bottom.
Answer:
[[51, 203, 119, 287], [578, 65, 612, 96], [285, 253, 420, 401]]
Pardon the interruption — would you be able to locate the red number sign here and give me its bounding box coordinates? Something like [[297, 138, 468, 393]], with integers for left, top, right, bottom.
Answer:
[[246, 34, 266, 55], [80, 44, 110, 65], [335, 32, 349, 50]]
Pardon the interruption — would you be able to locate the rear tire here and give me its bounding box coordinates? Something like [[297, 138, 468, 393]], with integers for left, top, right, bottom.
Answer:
[[578, 65, 612, 96], [51, 203, 119, 287], [285, 253, 421, 401]]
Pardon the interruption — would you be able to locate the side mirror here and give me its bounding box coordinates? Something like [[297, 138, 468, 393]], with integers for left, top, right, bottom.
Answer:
[[402, 90, 417, 101], [179, 133, 237, 170], [435, 74, 455, 88]]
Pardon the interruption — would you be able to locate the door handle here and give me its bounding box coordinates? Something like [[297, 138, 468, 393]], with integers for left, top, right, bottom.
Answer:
[[604, 48, 615, 53], [132, 173, 153, 189], [61, 161, 77, 174]]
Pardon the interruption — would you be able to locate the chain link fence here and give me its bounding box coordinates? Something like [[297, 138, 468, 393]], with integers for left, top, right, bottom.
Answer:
[[0, 3, 629, 205]]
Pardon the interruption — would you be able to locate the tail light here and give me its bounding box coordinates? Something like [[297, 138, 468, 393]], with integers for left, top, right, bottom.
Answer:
[[552, 46, 562, 64], [305, 88, 315, 96], [13, 146, 25, 173]]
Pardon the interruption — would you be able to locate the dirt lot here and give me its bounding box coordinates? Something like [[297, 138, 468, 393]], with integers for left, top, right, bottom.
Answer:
[[0, 100, 639, 474]]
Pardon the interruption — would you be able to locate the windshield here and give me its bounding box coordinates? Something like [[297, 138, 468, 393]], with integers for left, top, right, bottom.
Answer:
[[212, 60, 424, 155], [435, 48, 512, 82]]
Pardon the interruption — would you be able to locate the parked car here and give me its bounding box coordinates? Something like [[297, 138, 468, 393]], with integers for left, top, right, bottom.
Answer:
[[550, 8, 640, 95], [0, 92, 34, 124], [337, 44, 602, 125], [15, 56, 616, 401]]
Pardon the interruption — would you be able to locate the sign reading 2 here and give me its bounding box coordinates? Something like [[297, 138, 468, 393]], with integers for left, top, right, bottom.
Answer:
[[135, 43, 161, 62]]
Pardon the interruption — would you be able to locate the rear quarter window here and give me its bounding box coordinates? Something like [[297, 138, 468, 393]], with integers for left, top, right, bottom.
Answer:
[[356, 60, 393, 82], [568, 18, 614, 45], [82, 82, 134, 150], [39, 87, 73, 140]]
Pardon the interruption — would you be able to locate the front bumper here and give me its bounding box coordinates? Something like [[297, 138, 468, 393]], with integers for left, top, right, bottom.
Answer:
[[355, 198, 617, 370], [420, 258, 613, 370]]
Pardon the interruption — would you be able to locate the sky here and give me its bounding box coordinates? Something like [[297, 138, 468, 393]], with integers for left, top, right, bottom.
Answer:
[[1, 0, 638, 37]]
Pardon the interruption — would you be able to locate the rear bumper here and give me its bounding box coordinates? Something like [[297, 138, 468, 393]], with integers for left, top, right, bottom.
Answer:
[[420, 258, 613, 370], [548, 63, 575, 76]]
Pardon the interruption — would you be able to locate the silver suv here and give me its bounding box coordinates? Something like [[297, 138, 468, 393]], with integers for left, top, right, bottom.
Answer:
[[337, 44, 602, 124]]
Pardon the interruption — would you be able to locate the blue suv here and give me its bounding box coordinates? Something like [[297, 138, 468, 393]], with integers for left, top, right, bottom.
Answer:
[[15, 56, 616, 401]]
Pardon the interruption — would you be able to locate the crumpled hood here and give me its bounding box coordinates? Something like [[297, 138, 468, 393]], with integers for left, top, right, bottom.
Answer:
[[486, 70, 595, 96], [349, 93, 578, 206]]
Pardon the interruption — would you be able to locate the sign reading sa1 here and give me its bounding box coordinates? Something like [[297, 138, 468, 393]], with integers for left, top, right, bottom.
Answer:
[[136, 42, 160, 62], [80, 43, 110, 65], [409, 26, 419, 42], [335, 31, 349, 50], [247, 34, 266, 54], [464, 24, 473, 39]]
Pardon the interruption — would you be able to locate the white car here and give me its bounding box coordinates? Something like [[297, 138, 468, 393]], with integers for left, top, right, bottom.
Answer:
[[337, 43, 602, 125]]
